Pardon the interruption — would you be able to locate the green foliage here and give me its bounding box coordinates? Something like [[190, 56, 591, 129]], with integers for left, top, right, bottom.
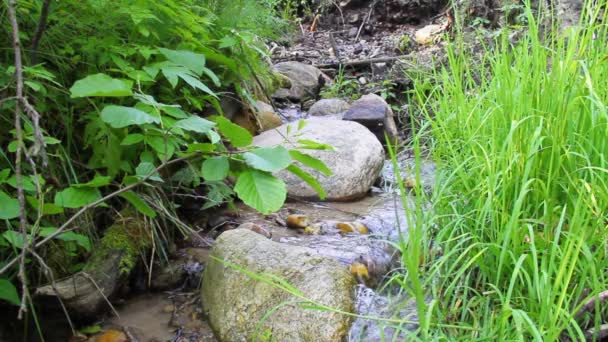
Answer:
[[0, 279, 20, 306], [396, 4, 608, 340], [0, 0, 332, 315]]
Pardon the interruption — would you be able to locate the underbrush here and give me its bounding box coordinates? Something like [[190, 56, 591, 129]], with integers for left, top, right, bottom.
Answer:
[[397, 2, 608, 340]]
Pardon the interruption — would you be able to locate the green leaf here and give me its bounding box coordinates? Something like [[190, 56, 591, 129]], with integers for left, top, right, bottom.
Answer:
[[161, 106, 189, 119], [216, 116, 252, 147], [121, 134, 145, 146], [297, 139, 335, 151], [2, 231, 29, 249], [178, 72, 218, 98], [0, 279, 20, 306], [0, 169, 10, 183], [234, 170, 286, 214], [187, 143, 215, 153], [287, 164, 326, 200], [72, 175, 112, 188], [70, 73, 133, 98], [202, 156, 230, 181], [289, 150, 332, 176], [146, 136, 176, 160], [135, 162, 162, 182], [243, 146, 291, 172], [26, 196, 64, 215], [174, 116, 216, 134], [7, 175, 37, 192], [54, 187, 102, 208], [119, 191, 157, 218], [158, 48, 206, 75], [38, 227, 92, 252], [297, 119, 307, 131], [0, 191, 19, 220], [202, 67, 221, 87], [101, 106, 160, 128]]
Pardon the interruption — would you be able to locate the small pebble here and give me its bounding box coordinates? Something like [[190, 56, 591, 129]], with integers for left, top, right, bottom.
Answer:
[[286, 214, 309, 229]]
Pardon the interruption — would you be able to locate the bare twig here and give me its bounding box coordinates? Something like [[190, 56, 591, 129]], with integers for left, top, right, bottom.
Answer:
[[30, 0, 53, 63], [574, 290, 608, 319], [8, 0, 31, 320], [314, 55, 412, 69], [329, 31, 341, 62], [354, 0, 377, 42]]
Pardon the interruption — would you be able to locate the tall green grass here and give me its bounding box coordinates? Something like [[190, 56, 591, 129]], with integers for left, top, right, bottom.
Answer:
[[400, 2, 608, 339]]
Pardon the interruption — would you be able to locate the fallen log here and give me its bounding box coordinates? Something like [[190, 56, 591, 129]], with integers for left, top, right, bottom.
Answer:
[[36, 209, 151, 317]]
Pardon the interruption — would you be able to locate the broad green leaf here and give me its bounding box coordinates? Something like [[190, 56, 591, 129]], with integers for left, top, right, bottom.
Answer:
[[38, 227, 92, 252], [135, 162, 163, 182], [202, 67, 221, 87], [187, 143, 215, 153], [0, 279, 20, 306], [121, 134, 145, 146], [72, 175, 112, 188], [297, 139, 335, 151], [216, 116, 252, 147], [202, 156, 230, 181], [119, 191, 157, 218], [7, 175, 37, 192], [0, 169, 10, 183], [287, 164, 326, 200], [146, 136, 176, 160], [234, 170, 286, 214], [26, 196, 64, 215], [289, 150, 332, 176], [158, 48, 206, 75], [54, 187, 102, 208], [0, 191, 19, 220], [243, 146, 291, 172], [219, 36, 239, 49], [70, 73, 133, 98], [174, 116, 216, 134], [162, 106, 189, 119], [101, 106, 160, 128], [2, 231, 27, 249], [207, 130, 221, 144], [178, 72, 218, 98]]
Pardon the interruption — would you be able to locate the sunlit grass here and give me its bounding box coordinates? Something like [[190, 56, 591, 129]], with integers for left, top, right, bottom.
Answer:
[[397, 1, 608, 339]]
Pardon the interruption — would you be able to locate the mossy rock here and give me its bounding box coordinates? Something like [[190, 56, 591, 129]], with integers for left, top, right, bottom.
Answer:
[[201, 229, 355, 342]]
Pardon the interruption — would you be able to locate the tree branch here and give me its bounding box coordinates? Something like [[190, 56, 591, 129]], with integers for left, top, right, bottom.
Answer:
[[30, 0, 53, 63], [8, 0, 31, 319]]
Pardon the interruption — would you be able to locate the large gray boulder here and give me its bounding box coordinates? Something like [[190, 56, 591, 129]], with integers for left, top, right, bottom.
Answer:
[[343, 94, 399, 144], [201, 229, 355, 342], [253, 118, 384, 201], [308, 98, 351, 117], [272, 61, 324, 102]]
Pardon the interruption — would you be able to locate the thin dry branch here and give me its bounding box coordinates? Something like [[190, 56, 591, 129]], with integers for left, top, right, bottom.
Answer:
[[30, 0, 53, 62], [8, 0, 31, 320]]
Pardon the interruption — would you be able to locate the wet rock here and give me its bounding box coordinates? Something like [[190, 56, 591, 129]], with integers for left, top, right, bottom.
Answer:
[[253, 101, 283, 132], [272, 61, 325, 102], [343, 94, 399, 144], [279, 235, 396, 285], [253, 118, 384, 201], [201, 229, 355, 342], [308, 98, 351, 117], [236, 222, 272, 239]]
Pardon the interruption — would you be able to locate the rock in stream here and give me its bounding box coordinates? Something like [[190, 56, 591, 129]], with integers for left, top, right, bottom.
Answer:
[[253, 118, 385, 201], [201, 229, 355, 342]]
